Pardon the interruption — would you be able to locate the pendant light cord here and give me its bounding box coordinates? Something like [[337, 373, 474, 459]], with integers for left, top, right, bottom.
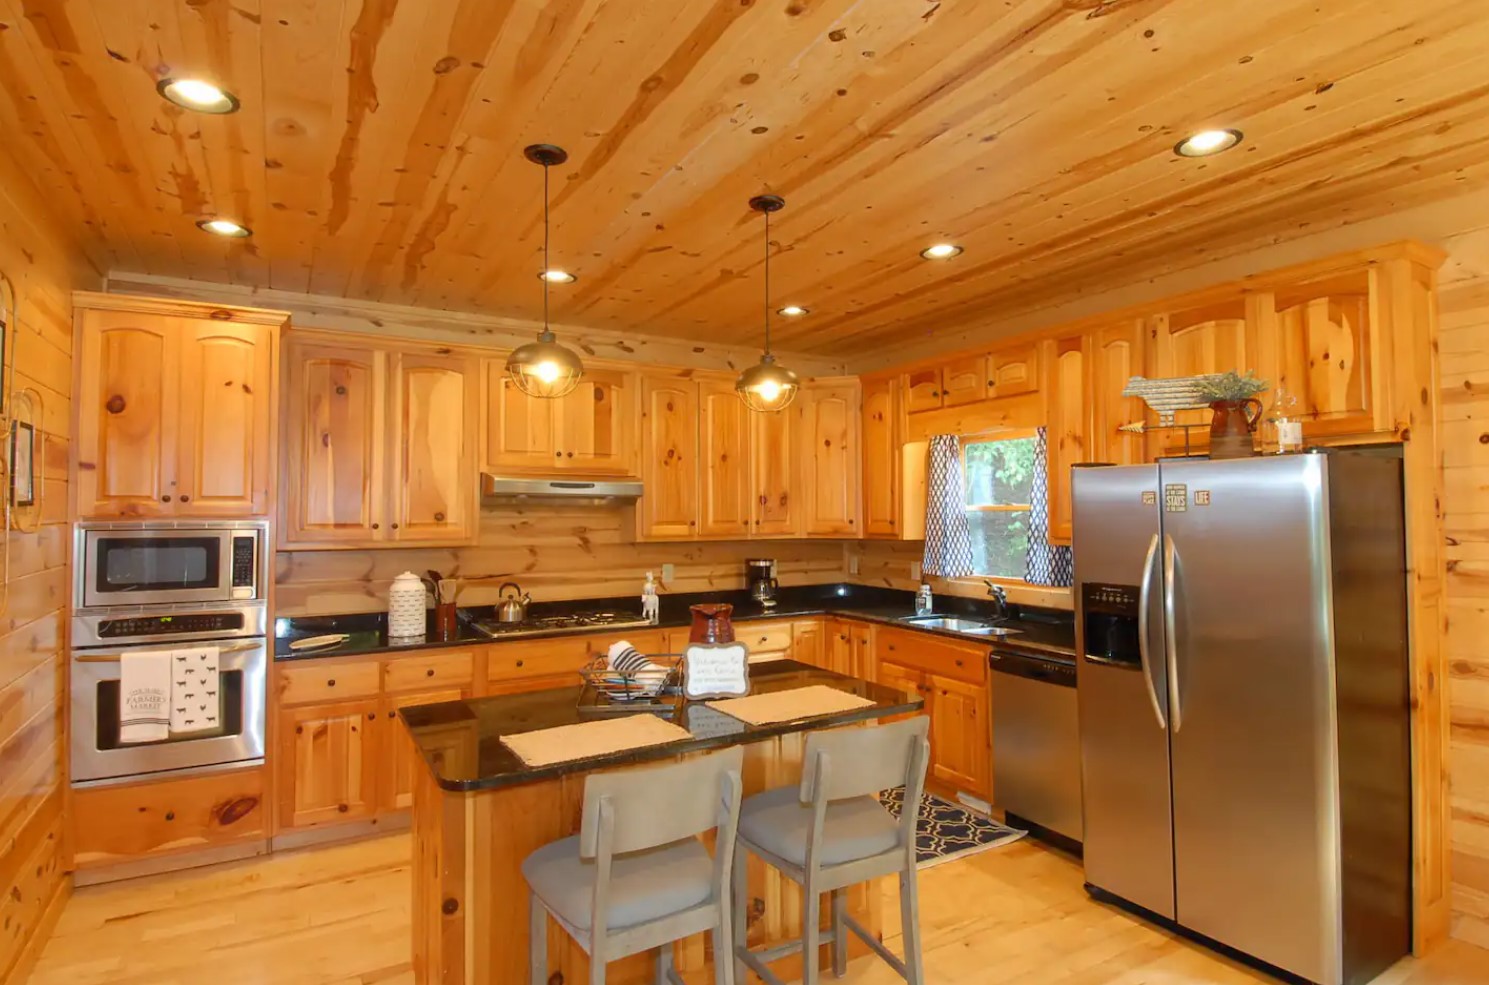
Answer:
[[763, 207, 771, 357], [542, 162, 550, 336]]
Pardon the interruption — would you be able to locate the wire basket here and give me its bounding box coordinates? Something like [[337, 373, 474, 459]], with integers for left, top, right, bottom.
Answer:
[[577, 653, 684, 713]]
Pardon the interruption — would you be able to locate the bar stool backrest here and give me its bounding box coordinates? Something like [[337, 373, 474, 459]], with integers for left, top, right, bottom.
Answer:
[[799, 717, 930, 805], [580, 746, 746, 858]]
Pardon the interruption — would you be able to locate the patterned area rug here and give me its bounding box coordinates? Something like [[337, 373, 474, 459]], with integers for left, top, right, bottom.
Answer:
[[878, 787, 1028, 868]]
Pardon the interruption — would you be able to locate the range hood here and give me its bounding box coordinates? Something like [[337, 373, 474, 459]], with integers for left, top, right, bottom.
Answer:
[[480, 474, 643, 502]]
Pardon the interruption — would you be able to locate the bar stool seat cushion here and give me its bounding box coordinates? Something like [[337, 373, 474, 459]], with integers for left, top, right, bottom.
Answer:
[[522, 835, 714, 932], [738, 788, 901, 867]]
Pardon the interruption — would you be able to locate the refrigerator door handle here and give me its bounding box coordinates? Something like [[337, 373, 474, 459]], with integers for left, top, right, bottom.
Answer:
[[1163, 533, 1182, 733], [1137, 532, 1167, 729]]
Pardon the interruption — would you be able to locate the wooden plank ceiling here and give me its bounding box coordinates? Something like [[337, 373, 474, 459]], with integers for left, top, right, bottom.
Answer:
[[1, 0, 1486, 357]]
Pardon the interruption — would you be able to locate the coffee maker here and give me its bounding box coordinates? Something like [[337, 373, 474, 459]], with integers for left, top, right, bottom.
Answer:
[[745, 559, 779, 608]]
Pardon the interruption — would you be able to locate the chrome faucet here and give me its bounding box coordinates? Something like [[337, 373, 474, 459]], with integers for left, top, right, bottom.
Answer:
[[985, 582, 1010, 622]]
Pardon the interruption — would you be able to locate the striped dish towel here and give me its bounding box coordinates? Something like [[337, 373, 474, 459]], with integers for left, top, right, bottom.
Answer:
[[119, 650, 171, 744]]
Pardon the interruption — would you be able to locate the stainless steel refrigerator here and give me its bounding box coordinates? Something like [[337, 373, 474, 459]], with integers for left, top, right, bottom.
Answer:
[[1072, 452, 1411, 985]]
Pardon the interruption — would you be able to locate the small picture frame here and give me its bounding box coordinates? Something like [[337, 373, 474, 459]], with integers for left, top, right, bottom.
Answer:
[[682, 642, 751, 700], [11, 420, 34, 508]]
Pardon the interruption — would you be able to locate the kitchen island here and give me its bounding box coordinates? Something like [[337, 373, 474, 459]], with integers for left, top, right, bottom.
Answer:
[[400, 661, 923, 985]]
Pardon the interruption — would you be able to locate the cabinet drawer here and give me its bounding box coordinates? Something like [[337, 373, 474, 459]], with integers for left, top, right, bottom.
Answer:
[[71, 767, 267, 869], [487, 637, 591, 684], [736, 621, 795, 655], [383, 649, 476, 693], [278, 659, 382, 705], [876, 627, 986, 685]]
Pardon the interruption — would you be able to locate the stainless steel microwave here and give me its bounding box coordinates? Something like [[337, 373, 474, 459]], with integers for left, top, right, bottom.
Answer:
[[76, 520, 268, 610]]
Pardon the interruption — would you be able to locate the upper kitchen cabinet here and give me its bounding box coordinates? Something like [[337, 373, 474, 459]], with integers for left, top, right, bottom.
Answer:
[[637, 374, 700, 540], [861, 376, 902, 538], [697, 378, 751, 538], [904, 366, 945, 414], [751, 399, 801, 537], [281, 334, 478, 550], [1043, 333, 1092, 545], [1089, 319, 1148, 467], [988, 342, 1040, 399], [940, 355, 989, 407], [74, 295, 283, 519], [799, 380, 862, 537], [1257, 272, 1381, 438], [483, 364, 638, 477], [1147, 297, 1255, 457]]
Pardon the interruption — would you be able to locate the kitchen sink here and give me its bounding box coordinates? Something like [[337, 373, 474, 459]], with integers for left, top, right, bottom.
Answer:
[[904, 616, 1022, 637]]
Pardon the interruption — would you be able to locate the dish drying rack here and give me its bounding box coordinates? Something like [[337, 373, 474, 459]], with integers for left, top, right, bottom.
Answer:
[[576, 653, 685, 714]]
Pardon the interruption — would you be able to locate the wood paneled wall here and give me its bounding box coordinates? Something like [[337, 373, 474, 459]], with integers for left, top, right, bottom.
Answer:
[[0, 151, 98, 984], [1439, 223, 1489, 949], [274, 503, 848, 617]]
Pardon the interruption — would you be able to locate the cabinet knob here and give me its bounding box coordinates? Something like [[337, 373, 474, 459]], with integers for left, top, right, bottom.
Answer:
[[367, 712, 376, 721], [338, 804, 349, 814], [179, 494, 190, 502], [327, 679, 336, 687], [426, 668, 435, 677], [931, 390, 940, 397], [295, 725, 303, 735], [956, 659, 963, 667], [388, 710, 396, 719], [391, 523, 399, 530], [555, 451, 562, 458], [567, 451, 574, 458], [516, 659, 525, 668], [164, 811, 175, 821], [372, 523, 380, 530], [336, 386, 347, 396], [161, 495, 172, 502], [434, 512, 445, 522]]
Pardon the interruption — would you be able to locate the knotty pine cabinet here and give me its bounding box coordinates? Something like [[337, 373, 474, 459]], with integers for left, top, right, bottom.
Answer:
[[1043, 333, 1092, 545], [74, 295, 282, 518], [638, 374, 700, 539], [483, 364, 638, 477], [861, 376, 902, 538], [799, 380, 861, 537], [280, 334, 479, 549], [697, 379, 752, 538]]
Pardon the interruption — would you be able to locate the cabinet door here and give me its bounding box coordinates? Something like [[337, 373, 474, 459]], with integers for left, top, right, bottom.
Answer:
[[282, 341, 387, 546], [1091, 320, 1147, 467], [382, 687, 469, 812], [1149, 300, 1252, 456], [751, 401, 800, 538], [1044, 334, 1091, 545], [800, 383, 860, 537], [277, 699, 382, 830], [926, 674, 991, 800], [877, 661, 924, 723], [852, 624, 876, 683], [697, 380, 751, 538], [557, 369, 637, 475], [483, 362, 559, 473], [791, 619, 824, 668], [904, 368, 943, 414], [176, 320, 275, 516], [389, 350, 478, 544], [637, 377, 699, 539], [1268, 278, 1374, 437], [75, 311, 180, 517], [988, 342, 1039, 399], [861, 377, 902, 538], [940, 355, 988, 408]]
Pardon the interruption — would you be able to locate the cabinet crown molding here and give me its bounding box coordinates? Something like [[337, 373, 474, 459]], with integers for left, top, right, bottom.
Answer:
[[74, 291, 291, 326]]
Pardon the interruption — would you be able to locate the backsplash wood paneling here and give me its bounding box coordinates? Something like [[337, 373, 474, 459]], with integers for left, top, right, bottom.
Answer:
[[274, 504, 849, 617]]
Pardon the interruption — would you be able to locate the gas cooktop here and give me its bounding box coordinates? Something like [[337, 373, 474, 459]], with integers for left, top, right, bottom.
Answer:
[[469, 611, 656, 640]]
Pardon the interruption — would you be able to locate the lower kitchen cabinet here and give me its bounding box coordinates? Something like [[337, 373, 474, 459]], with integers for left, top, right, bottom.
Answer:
[[276, 698, 384, 830], [383, 687, 470, 811], [827, 616, 875, 680]]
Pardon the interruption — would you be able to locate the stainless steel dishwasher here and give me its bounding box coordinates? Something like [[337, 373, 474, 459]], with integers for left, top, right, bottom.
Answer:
[[990, 643, 1083, 844]]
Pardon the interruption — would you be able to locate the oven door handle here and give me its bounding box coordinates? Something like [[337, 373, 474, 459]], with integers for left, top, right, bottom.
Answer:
[[73, 639, 264, 663]]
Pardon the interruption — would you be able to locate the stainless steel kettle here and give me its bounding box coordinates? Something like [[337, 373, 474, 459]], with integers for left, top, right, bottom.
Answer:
[[495, 582, 531, 623]]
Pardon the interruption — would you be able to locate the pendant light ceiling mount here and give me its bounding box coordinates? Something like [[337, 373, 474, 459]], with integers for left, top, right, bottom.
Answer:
[[736, 194, 800, 413], [506, 143, 584, 399]]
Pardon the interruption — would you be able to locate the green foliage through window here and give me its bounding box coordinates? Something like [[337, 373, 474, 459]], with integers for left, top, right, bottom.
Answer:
[[962, 435, 1036, 580]]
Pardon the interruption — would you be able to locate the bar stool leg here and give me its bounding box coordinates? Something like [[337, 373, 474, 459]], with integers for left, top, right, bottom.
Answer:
[[656, 943, 674, 985], [801, 885, 821, 985], [731, 847, 749, 984], [830, 889, 848, 977], [529, 893, 548, 985], [899, 869, 925, 985], [713, 897, 734, 985]]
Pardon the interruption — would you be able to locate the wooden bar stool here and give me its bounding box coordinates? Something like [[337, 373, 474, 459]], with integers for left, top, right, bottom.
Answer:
[[523, 746, 746, 985], [731, 717, 930, 985]]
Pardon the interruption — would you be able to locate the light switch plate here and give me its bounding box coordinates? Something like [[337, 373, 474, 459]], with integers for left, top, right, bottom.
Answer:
[[911, 561, 922, 581], [661, 563, 675, 582], [848, 555, 860, 575]]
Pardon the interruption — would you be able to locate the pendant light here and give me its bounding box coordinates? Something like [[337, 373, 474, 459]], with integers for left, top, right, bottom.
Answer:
[[505, 144, 585, 398], [736, 195, 800, 412]]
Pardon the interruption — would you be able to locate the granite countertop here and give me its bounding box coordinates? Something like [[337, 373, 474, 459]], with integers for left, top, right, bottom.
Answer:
[[398, 660, 923, 792], [273, 584, 1076, 661]]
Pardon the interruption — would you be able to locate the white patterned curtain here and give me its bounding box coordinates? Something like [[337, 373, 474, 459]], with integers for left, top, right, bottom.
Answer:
[[1025, 427, 1075, 587], [922, 435, 975, 578]]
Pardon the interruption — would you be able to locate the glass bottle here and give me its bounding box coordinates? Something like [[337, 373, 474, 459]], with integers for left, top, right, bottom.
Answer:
[[1270, 388, 1304, 454]]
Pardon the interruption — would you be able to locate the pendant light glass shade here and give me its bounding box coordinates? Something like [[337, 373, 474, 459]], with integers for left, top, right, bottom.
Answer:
[[736, 194, 799, 412], [507, 144, 583, 398]]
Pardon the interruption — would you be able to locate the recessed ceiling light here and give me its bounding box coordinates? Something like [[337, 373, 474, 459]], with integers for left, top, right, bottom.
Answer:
[[1174, 128, 1243, 157], [196, 218, 252, 238], [538, 269, 576, 284], [157, 78, 240, 114], [777, 305, 809, 317], [920, 243, 963, 260]]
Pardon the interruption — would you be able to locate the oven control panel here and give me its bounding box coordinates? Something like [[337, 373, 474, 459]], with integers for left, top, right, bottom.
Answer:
[[230, 534, 258, 597], [98, 612, 247, 638]]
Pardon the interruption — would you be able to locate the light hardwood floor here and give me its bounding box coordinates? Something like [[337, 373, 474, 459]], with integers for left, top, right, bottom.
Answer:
[[25, 834, 1489, 985]]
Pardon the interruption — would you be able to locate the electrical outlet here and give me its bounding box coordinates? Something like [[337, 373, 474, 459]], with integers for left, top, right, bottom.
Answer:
[[911, 561, 922, 582], [848, 554, 860, 575], [661, 563, 675, 582]]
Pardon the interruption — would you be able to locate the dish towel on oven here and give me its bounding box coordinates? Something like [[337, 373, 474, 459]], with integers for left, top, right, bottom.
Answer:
[[119, 650, 172, 744], [170, 646, 221, 735]]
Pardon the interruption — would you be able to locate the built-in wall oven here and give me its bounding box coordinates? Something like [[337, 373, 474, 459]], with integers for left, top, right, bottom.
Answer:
[[71, 520, 269, 786]]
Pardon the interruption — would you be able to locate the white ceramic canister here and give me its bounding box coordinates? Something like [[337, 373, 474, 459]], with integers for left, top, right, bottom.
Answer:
[[388, 571, 428, 640]]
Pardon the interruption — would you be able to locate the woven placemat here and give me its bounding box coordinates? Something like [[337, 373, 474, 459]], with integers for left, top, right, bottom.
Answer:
[[706, 685, 875, 726], [500, 715, 692, 768]]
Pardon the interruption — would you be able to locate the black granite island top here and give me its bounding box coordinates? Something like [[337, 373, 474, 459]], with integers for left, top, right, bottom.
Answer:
[[397, 660, 924, 793]]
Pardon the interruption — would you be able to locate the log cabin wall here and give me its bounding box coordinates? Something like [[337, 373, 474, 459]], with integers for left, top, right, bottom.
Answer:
[[0, 152, 100, 983]]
